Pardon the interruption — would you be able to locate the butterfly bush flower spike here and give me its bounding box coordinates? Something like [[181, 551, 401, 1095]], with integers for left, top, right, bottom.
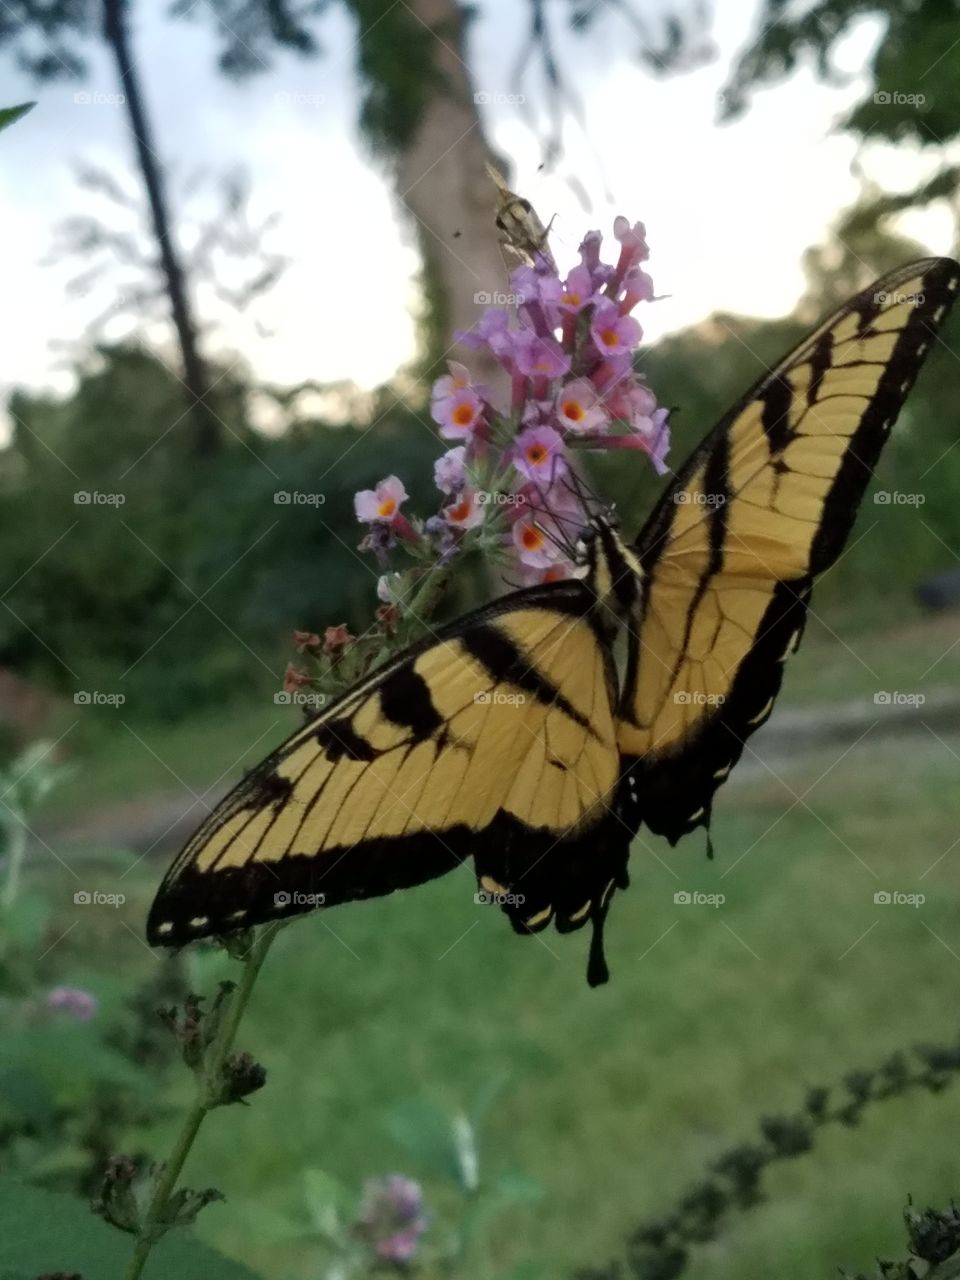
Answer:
[[352, 204, 669, 595]]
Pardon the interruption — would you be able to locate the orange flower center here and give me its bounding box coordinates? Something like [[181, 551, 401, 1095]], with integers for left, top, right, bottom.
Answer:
[[541, 566, 565, 583], [561, 291, 581, 307], [600, 328, 619, 348], [521, 524, 544, 551], [562, 400, 584, 421], [448, 496, 471, 523], [453, 402, 475, 426], [377, 498, 397, 518], [526, 443, 549, 466]]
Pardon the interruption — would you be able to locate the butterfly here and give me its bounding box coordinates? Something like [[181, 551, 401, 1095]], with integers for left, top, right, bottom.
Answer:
[[147, 257, 959, 985]]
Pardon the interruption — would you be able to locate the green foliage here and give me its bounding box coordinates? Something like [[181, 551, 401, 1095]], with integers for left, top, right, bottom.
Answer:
[[232, 1096, 546, 1278], [720, 0, 960, 214], [0, 1178, 264, 1279], [0, 345, 440, 719], [0, 101, 33, 133]]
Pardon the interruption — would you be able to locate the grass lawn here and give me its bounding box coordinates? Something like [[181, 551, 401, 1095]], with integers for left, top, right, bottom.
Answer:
[[21, 603, 960, 1278], [38, 716, 960, 1280], [37, 609, 960, 835]]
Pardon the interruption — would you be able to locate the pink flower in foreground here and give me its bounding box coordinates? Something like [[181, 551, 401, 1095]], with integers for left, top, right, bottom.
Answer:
[[431, 361, 485, 439], [513, 424, 567, 484], [512, 515, 557, 568], [556, 379, 608, 435], [558, 264, 596, 314], [354, 475, 409, 524], [442, 487, 486, 530], [591, 298, 642, 357]]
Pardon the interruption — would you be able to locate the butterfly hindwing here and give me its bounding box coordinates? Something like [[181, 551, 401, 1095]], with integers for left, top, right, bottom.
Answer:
[[147, 580, 626, 964], [617, 257, 960, 844]]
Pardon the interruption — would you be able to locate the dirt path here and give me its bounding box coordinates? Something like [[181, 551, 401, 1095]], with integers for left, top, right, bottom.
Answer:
[[31, 689, 960, 859]]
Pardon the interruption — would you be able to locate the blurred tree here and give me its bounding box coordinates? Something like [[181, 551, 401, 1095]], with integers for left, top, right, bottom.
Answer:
[[1, 1, 213, 453], [192, 0, 712, 378], [45, 163, 289, 362], [720, 0, 960, 244]]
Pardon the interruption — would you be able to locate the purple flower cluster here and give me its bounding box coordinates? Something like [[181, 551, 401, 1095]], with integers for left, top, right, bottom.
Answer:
[[46, 985, 98, 1020], [355, 215, 669, 588], [355, 1173, 428, 1263]]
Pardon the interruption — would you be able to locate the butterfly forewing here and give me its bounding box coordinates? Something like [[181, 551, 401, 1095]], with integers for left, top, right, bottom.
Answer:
[[617, 257, 960, 844]]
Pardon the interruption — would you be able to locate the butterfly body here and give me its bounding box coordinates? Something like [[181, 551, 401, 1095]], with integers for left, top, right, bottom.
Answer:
[[148, 257, 960, 985]]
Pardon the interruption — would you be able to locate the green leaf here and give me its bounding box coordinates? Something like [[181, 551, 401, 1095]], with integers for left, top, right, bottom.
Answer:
[[0, 103, 34, 135], [382, 1097, 459, 1183], [302, 1167, 348, 1241], [492, 1171, 543, 1206], [0, 1178, 265, 1280]]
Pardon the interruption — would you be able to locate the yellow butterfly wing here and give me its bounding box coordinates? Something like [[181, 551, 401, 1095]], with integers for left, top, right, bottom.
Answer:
[[616, 257, 960, 843], [148, 583, 628, 982]]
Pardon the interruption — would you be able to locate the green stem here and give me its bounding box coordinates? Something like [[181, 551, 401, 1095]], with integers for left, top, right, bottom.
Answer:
[[123, 923, 279, 1280]]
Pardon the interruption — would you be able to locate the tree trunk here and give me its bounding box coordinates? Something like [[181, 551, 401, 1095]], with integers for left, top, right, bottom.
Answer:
[[390, 0, 511, 388], [100, 0, 221, 456]]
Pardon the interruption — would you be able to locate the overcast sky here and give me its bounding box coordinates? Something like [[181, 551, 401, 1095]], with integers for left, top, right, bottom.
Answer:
[[1, 0, 956, 411]]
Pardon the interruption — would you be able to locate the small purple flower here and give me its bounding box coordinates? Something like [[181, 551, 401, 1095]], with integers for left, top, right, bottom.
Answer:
[[613, 216, 650, 263], [591, 298, 642, 358], [514, 330, 571, 379], [512, 515, 556, 569], [456, 307, 512, 361], [556, 379, 608, 435], [357, 1174, 428, 1265], [46, 986, 98, 1021], [354, 475, 409, 525], [434, 446, 467, 495], [558, 265, 596, 314], [442, 487, 486, 530], [513, 424, 567, 484]]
